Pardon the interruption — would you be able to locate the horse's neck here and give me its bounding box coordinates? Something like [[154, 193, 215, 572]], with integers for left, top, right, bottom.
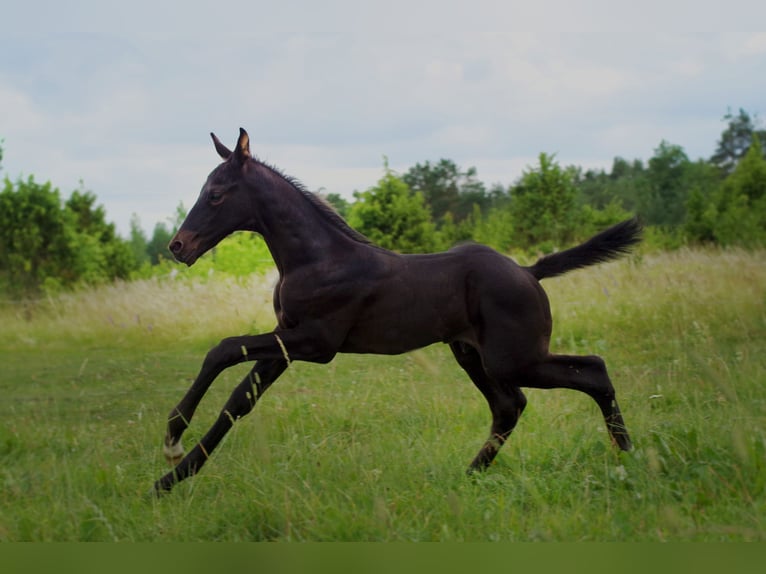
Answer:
[[252, 165, 358, 272]]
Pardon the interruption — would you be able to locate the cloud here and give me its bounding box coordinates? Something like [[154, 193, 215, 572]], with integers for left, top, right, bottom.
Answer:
[[0, 86, 45, 134], [736, 32, 766, 57], [2, 0, 766, 237]]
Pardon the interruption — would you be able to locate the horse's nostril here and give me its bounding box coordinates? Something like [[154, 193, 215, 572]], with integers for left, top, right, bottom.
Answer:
[[169, 240, 183, 254]]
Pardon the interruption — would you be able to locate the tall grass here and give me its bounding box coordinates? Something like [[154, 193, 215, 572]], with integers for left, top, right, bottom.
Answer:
[[0, 248, 764, 540], [0, 270, 278, 349]]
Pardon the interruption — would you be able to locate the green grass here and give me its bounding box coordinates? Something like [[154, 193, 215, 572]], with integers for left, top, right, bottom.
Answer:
[[0, 248, 764, 540]]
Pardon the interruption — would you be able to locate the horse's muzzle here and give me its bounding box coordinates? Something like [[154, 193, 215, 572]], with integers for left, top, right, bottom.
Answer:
[[168, 231, 200, 266]]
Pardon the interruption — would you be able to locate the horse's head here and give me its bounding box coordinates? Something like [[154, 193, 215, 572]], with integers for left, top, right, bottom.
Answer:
[[169, 128, 257, 266]]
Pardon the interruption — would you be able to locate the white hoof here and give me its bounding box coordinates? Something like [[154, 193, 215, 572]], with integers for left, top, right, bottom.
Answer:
[[163, 440, 184, 466]]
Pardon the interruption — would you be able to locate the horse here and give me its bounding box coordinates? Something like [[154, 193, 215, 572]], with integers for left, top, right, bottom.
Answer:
[[155, 128, 641, 494]]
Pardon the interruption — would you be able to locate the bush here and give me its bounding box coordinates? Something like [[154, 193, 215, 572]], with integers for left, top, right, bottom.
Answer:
[[348, 162, 440, 253], [0, 177, 137, 297], [133, 231, 274, 281]]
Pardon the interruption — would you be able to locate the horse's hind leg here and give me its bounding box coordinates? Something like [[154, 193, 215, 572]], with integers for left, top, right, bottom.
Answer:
[[449, 342, 527, 472], [518, 354, 632, 450]]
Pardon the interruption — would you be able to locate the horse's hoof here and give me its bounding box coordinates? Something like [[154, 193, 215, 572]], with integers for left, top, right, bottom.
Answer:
[[163, 439, 184, 467], [151, 479, 173, 498], [609, 430, 633, 451]]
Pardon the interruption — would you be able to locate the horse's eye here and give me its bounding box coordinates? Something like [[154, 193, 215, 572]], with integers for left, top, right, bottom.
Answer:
[[209, 191, 223, 204]]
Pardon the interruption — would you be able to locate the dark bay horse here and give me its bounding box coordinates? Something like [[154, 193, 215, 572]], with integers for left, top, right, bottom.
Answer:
[[156, 128, 641, 493]]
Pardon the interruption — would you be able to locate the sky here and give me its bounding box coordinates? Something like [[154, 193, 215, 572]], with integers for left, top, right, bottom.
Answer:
[[1, 0, 765, 236]]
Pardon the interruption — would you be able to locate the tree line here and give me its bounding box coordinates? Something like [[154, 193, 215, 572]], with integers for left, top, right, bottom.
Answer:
[[1, 108, 765, 297], [332, 108, 766, 254]]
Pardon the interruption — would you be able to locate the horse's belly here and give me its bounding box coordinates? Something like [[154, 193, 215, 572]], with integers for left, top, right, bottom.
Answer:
[[338, 328, 441, 355], [338, 307, 467, 355]]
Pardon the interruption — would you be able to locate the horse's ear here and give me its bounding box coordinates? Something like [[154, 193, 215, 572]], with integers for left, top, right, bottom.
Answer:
[[211, 133, 232, 160], [233, 127, 252, 164]]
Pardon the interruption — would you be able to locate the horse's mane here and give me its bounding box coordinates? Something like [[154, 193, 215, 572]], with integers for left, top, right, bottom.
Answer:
[[253, 159, 371, 245]]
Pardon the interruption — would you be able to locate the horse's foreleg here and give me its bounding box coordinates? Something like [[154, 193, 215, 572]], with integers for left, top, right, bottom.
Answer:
[[163, 346, 235, 466], [163, 328, 319, 465], [155, 358, 287, 494]]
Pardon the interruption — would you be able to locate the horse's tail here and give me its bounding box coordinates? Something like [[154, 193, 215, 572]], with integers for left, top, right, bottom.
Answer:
[[524, 217, 643, 281]]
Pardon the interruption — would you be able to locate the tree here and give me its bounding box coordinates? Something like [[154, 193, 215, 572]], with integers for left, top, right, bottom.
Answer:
[[403, 159, 488, 223], [575, 157, 649, 212], [711, 108, 766, 174], [0, 174, 137, 295], [574, 167, 612, 209], [486, 182, 512, 210], [471, 203, 516, 253], [64, 187, 135, 281], [639, 141, 691, 226], [723, 135, 766, 204], [142, 202, 188, 265], [0, 176, 78, 294], [146, 222, 175, 264], [510, 153, 580, 249], [322, 192, 350, 218], [684, 185, 716, 243], [707, 135, 766, 245], [679, 156, 720, 242], [129, 214, 150, 267], [347, 161, 439, 253]]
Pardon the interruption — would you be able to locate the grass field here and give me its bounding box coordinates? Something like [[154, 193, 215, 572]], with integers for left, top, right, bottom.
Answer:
[[0, 248, 764, 541]]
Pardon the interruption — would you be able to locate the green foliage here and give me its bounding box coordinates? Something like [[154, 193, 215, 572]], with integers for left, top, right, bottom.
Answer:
[[403, 159, 489, 224], [140, 203, 188, 266], [471, 203, 516, 253], [128, 214, 150, 267], [639, 141, 691, 226], [5, 106, 766, 299], [510, 152, 580, 249], [65, 189, 135, 283], [572, 115, 766, 250], [576, 157, 650, 214], [348, 161, 440, 253], [698, 135, 766, 246], [434, 211, 475, 248], [322, 192, 350, 218], [145, 222, 174, 265], [0, 177, 78, 294], [710, 108, 766, 174], [575, 135, 743, 247], [179, 232, 274, 278], [0, 177, 137, 296], [578, 201, 635, 239], [133, 231, 274, 281]]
